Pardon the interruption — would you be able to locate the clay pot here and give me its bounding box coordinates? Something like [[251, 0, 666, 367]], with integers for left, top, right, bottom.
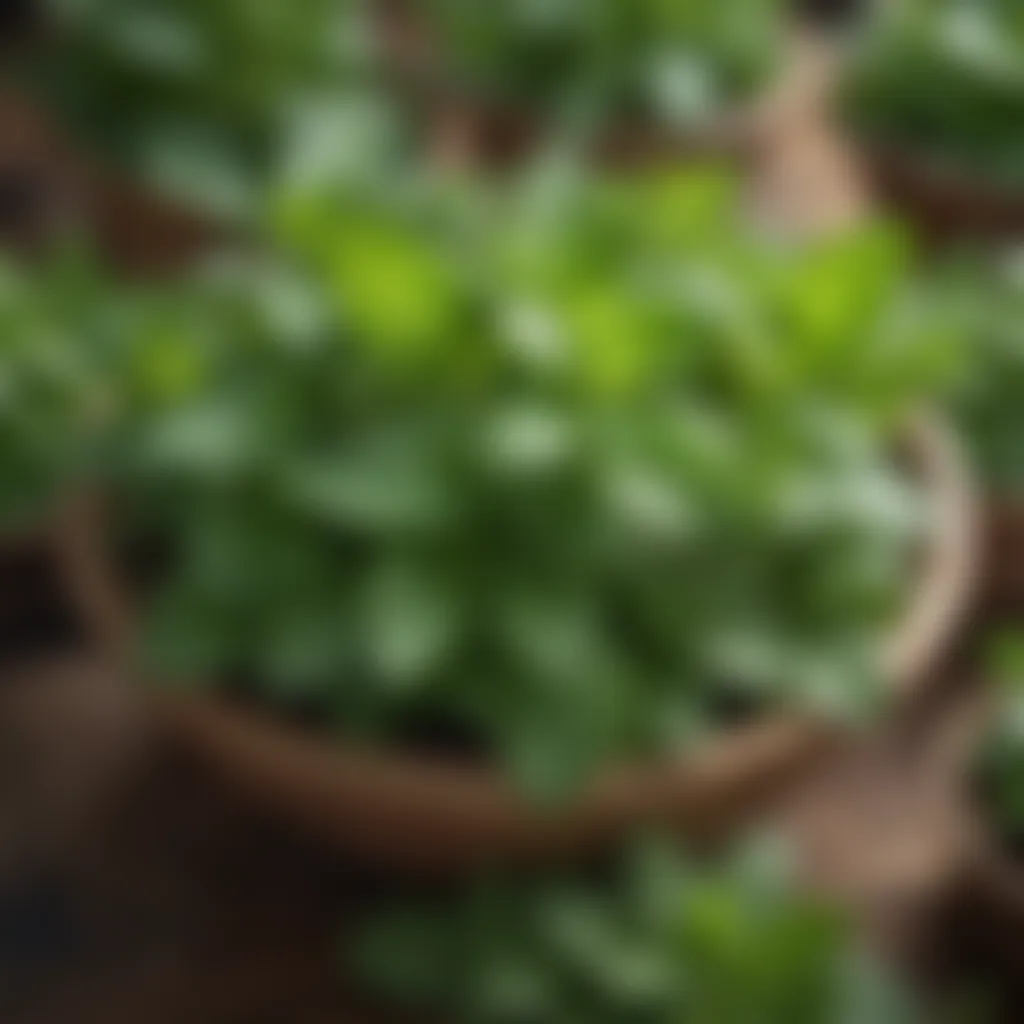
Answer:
[[860, 145, 1024, 244], [158, 414, 978, 876]]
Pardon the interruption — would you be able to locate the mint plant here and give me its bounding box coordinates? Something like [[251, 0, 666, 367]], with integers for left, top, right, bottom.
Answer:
[[412, 0, 786, 132], [111, 168, 958, 797]]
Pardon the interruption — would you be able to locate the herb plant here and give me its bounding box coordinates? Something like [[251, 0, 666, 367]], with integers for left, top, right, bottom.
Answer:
[[113, 168, 957, 798], [33, 0, 372, 214], [348, 839, 916, 1024], [411, 0, 786, 132], [844, 0, 1024, 188]]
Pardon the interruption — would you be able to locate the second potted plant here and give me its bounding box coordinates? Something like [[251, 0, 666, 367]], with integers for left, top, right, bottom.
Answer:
[[842, 0, 1024, 240]]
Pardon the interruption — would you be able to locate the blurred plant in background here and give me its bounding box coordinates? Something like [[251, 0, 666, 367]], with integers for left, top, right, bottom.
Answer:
[[29, 0, 377, 215], [845, 0, 1024, 187], [349, 838, 917, 1023], [409, 0, 786, 131], [103, 167, 960, 798]]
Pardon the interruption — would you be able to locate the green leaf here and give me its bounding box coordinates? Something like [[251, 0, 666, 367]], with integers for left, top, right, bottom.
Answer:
[[286, 445, 454, 533], [360, 563, 460, 692]]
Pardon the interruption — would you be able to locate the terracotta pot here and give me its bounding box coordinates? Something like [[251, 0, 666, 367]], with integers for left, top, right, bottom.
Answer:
[[882, 416, 979, 697], [860, 145, 1024, 244], [157, 415, 978, 875]]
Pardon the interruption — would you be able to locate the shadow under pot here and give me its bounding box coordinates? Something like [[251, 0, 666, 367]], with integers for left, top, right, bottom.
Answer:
[[153, 415, 978, 877]]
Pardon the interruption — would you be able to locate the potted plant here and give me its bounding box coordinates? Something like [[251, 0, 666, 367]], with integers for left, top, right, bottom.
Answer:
[[842, 0, 1024, 239], [344, 837, 919, 1023], [95, 168, 976, 874], [378, 0, 792, 168]]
